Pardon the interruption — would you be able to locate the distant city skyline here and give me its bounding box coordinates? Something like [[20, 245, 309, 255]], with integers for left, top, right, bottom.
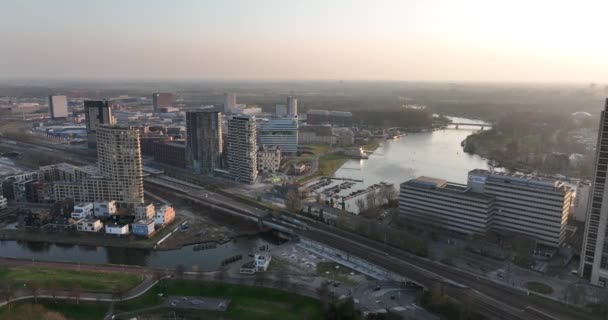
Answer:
[[2, 0, 608, 82]]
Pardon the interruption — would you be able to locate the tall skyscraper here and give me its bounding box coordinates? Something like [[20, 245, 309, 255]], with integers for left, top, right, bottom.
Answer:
[[48, 95, 68, 119], [84, 100, 115, 148], [186, 109, 223, 174], [227, 115, 258, 184], [259, 117, 298, 155], [52, 125, 144, 207], [152, 93, 172, 112], [91, 125, 144, 205], [287, 96, 298, 116], [223, 93, 237, 114], [580, 98, 608, 286]]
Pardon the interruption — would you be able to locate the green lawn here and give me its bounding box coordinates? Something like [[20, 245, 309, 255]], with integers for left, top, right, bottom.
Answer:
[[0, 265, 143, 293], [0, 300, 108, 320], [525, 281, 554, 295], [115, 279, 324, 320]]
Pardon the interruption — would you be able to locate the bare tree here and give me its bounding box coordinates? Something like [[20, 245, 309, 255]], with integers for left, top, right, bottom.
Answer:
[[48, 280, 60, 302], [355, 198, 367, 214], [380, 185, 398, 205], [276, 266, 289, 290], [285, 190, 302, 213], [254, 271, 267, 287], [215, 265, 228, 282], [174, 264, 186, 279], [29, 281, 40, 303], [0, 281, 13, 311], [71, 284, 82, 304]]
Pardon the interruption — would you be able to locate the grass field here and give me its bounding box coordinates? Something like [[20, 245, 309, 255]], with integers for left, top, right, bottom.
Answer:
[[0, 265, 143, 293], [115, 279, 324, 320], [0, 301, 108, 320], [297, 153, 350, 184], [525, 281, 554, 295]]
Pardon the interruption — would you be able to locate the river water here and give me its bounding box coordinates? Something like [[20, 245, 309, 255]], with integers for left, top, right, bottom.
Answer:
[[0, 234, 278, 271], [335, 117, 492, 186]]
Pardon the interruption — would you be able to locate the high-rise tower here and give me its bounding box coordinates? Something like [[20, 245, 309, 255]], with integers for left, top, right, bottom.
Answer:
[[580, 98, 608, 286], [48, 95, 68, 119], [227, 115, 257, 184], [185, 109, 223, 174], [84, 100, 115, 148]]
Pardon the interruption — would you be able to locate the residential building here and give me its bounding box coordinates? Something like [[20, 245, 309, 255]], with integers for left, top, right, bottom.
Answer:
[[76, 218, 103, 232], [132, 219, 155, 237], [52, 125, 145, 207], [307, 109, 352, 126], [257, 146, 281, 174], [72, 203, 94, 219], [254, 253, 272, 272], [258, 117, 298, 155], [580, 98, 608, 286], [154, 205, 176, 226], [105, 223, 130, 235], [468, 169, 573, 247], [227, 115, 258, 184], [186, 109, 223, 174], [399, 177, 496, 235], [571, 181, 591, 222], [93, 200, 117, 217], [299, 125, 336, 145], [153, 141, 186, 169], [135, 203, 156, 221], [152, 93, 172, 112], [84, 100, 115, 148], [48, 95, 68, 119], [287, 96, 298, 116], [223, 93, 237, 114]]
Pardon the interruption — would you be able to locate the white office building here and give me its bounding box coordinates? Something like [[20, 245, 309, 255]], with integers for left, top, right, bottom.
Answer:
[[399, 177, 496, 235], [468, 169, 573, 247], [227, 115, 258, 184], [258, 117, 298, 155], [48, 95, 68, 119]]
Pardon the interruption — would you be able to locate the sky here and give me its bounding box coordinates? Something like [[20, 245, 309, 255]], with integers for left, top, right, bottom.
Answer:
[[1, 0, 607, 82]]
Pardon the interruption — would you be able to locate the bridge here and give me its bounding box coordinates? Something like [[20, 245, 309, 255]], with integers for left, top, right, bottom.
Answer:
[[446, 122, 491, 130]]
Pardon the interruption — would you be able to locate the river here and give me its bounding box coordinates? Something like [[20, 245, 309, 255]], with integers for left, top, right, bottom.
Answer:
[[0, 233, 279, 271]]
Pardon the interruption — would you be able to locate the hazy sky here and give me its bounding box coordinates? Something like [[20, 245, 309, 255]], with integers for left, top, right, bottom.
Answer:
[[2, 0, 607, 82]]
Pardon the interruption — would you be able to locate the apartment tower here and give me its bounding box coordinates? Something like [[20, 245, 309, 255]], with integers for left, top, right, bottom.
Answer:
[[84, 100, 115, 148], [185, 109, 223, 174], [227, 115, 258, 184]]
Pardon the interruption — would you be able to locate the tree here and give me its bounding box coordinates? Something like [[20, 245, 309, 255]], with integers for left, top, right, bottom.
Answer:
[[71, 284, 82, 304], [355, 198, 366, 214], [48, 280, 60, 302], [174, 264, 186, 279], [215, 265, 228, 282], [380, 185, 398, 207], [254, 271, 267, 287], [28, 281, 40, 303], [285, 190, 302, 212], [0, 281, 13, 311], [276, 266, 289, 290]]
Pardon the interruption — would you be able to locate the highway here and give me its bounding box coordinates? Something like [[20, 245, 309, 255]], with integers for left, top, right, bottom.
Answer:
[[144, 174, 590, 320]]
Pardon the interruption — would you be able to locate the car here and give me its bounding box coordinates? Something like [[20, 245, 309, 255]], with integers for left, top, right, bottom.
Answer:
[[390, 295, 396, 300], [333, 282, 341, 287], [373, 285, 381, 291], [375, 300, 381, 304]]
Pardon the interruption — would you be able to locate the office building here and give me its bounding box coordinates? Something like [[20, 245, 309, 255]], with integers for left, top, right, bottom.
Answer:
[[223, 93, 237, 114], [580, 98, 608, 286], [258, 145, 281, 174], [186, 109, 223, 174], [399, 177, 496, 235], [468, 169, 573, 247], [152, 93, 172, 112], [276, 104, 287, 116], [258, 117, 298, 155], [48, 95, 68, 119], [287, 96, 298, 116], [84, 100, 115, 148], [153, 141, 186, 169], [227, 115, 258, 184]]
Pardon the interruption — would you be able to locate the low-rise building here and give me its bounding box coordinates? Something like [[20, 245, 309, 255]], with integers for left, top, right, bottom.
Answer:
[[254, 253, 272, 272], [155, 205, 175, 226], [76, 218, 103, 232], [299, 125, 337, 145], [105, 223, 130, 235], [72, 203, 94, 219], [132, 219, 155, 237], [94, 200, 117, 217], [257, 146, 281, 174], [135, 203, 155, 221]]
